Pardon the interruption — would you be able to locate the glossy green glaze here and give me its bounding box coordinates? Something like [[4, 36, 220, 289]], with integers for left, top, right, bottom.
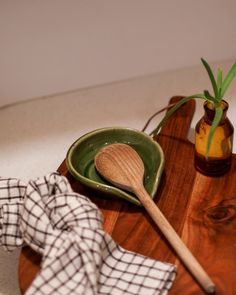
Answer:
[[66, 127, 164, 206]]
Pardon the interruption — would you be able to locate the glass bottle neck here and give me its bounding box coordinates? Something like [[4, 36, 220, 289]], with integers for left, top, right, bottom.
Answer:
[[203, 100, 228, 124]]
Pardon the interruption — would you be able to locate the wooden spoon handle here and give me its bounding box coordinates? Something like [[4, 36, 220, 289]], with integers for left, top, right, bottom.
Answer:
[[134, 185, 215, 294]]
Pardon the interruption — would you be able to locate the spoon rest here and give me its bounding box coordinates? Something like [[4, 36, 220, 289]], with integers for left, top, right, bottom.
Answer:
[[66, 127, 164, 205]]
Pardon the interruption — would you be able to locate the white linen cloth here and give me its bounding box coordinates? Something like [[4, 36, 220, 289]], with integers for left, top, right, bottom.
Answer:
[[0, 172, 176, 294]]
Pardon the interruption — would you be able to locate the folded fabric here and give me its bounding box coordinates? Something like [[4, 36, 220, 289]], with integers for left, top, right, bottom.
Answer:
[[0, 172, 176, 295]]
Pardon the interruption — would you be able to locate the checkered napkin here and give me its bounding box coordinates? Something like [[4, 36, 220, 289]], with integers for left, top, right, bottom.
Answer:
[[0, 172, 176, 295]]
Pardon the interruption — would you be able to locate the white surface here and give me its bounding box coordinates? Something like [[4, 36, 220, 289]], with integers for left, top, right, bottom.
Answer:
[[1, 0, 236, 107], [0, 59, 236, 294]]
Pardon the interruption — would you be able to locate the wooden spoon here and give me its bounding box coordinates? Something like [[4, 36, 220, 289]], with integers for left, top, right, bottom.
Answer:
[[95, 143, 215, 294]]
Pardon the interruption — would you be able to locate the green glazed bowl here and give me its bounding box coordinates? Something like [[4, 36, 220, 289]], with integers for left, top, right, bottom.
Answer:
[[66, 127, 164, 206]]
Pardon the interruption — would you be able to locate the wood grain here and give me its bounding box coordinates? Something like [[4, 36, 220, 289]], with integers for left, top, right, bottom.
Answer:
[[18, 96, 236, 294]]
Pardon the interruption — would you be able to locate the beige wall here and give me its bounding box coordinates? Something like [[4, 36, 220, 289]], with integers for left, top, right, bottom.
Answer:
[[0, 0, 236, 106]]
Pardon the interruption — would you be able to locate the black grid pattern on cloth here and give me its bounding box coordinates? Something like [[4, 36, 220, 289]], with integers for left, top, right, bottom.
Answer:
[[0, 172, 176, 295], [0, 177, 26, 251]]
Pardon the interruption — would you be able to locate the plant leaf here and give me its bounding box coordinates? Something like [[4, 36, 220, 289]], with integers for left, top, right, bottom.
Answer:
[[201, 58, 219, 100], [221, 62, 236, 98], [217, 68, 223, 98], [206, 106, 223, 159], [149, 94, 206, 136], [203, 90, 218, 104]]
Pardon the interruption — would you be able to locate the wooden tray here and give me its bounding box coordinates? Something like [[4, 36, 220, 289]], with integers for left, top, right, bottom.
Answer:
[[18, 96, 236, 294]]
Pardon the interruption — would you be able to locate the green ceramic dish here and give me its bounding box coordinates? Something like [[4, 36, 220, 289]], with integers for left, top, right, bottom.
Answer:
[[66, 127, 164, 206]]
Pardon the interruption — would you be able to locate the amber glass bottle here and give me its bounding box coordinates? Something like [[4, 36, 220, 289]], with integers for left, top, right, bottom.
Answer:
[[195, 100, 234, 176]]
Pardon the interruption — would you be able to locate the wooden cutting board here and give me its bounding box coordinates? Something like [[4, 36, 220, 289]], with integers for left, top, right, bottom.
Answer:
[[18, 96, 236, 294]]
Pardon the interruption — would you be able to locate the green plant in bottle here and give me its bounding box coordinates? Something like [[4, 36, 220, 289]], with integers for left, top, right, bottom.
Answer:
[[150, 58, 236, 160]]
